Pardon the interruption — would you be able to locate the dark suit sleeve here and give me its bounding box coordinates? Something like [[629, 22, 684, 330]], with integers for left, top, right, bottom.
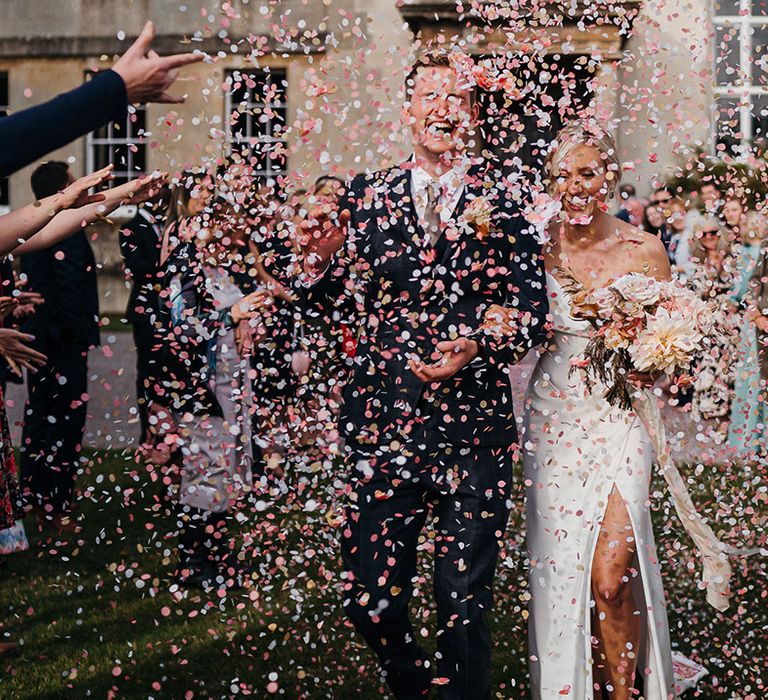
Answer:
[[475, 212, 550, 366], [0, 70, 128, 178], [120, 217, 160, 280], [296, 178, 362, 322]]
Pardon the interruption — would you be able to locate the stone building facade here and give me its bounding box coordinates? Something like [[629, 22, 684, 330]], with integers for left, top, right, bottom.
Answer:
[[0, 0, 748, 312]]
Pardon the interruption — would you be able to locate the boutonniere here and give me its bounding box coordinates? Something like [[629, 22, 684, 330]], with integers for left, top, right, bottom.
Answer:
[[461, 196, 495, 240]]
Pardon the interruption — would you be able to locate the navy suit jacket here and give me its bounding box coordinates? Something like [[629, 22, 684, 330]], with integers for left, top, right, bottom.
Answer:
[[302, 161, 549, 449], [0, 70, 127, 178], [21, 230, 100, 351], [119, 209, 163, 326]]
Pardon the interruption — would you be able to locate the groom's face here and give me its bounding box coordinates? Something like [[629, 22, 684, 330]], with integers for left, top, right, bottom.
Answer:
[[407, 66, 477, 158]]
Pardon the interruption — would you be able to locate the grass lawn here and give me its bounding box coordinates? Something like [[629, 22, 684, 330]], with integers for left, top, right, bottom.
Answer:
[[0, 449, 765, 699], [100, 314, 132, 334]]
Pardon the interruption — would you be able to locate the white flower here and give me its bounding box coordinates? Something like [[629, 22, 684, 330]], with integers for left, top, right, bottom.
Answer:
[[610, 273, 664, 307], [668, 281, 714, 334], [628, 306, 703, 374], [462, 196, 495, 239]]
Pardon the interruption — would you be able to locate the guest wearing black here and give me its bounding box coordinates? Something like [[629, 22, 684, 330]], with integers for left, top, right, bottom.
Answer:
[[247, 189, 298, 475], [19, 162, 100, 530], [119, 191, 169, 443]]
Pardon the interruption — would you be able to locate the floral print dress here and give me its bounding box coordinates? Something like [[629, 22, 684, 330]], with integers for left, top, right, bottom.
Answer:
[[689, 256, 739, 428], [0, 386, 27, 553]]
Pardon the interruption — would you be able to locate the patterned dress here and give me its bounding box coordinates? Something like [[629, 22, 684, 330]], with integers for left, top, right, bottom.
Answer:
[[0, 385, 27, 553], [689, 256, 739, 427], [728, 243, 765, 454]]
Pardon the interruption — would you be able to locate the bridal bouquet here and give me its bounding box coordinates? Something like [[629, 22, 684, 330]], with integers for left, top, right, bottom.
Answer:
[[559, 270, 711, 409]]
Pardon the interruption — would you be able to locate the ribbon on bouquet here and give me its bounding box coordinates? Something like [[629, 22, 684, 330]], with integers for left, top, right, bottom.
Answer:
[[632, 391, 763, 612]]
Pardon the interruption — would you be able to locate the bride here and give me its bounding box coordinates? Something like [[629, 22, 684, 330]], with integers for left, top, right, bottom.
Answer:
[[517, 122, 674, 699]]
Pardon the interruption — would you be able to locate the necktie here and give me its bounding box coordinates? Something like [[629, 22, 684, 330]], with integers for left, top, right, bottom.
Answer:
[[423, 182, 442, 247]]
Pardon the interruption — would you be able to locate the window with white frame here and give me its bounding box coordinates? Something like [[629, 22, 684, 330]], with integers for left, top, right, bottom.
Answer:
[[85, 72, 147, 186], [713, 0, 768, 155], [0, 71, 9, 212], [224, 68, 287, 180]]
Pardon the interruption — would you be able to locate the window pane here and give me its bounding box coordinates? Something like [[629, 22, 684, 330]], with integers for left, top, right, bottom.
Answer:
[[752, 23, 768, 85], [715, 23, 743, 86], [0, 72, 8, 207], [92, 141, 111, 170], [715, 0, 740, 13], [751, 93, 768, 147], [716, 95, 743, 155], [752, 0, 768, 15], [0, 71, 8, 109], [225, 69, 287, 173], [230, 110, 250, 141]]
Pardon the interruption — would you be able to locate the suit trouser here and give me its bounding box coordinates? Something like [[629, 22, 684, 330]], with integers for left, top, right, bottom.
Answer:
[[340, 441, 513, 700], [132, 322, 157, 443], [20, 343, 88, 513]]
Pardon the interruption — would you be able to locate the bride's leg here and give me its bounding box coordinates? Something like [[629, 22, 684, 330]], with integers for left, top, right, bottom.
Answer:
[[590, 486, 641, 700]]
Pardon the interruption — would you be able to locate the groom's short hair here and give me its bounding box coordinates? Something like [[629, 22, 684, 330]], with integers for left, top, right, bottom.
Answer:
[[404, 51, 477, 105]]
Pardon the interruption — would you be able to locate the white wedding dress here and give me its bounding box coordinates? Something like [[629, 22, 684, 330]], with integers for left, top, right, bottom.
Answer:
[[522, 272, 675, 699]]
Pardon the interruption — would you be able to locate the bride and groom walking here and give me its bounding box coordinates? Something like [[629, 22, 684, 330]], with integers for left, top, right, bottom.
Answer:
[[299, 50, 680, 699]]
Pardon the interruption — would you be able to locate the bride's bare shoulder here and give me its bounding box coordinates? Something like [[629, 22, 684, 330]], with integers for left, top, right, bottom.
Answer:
[[613, 218, 670, 277]]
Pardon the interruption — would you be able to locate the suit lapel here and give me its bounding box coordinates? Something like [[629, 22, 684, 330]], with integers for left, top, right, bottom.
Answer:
[[435, 162, 486, 268], [395, 165, 429, 248]]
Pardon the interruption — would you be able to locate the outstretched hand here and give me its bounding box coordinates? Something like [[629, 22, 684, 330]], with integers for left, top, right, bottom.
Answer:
[[482, 303, 517, 336], [112, 21, 203, 104], [56, 165, 114, 210], [0, 328, 47, 375], [408, 337, 479, 383], [231, 290, 274, 324], [117, 172, 169, 206], [0, 296, 18, 322], [299, 203, 350, 276]]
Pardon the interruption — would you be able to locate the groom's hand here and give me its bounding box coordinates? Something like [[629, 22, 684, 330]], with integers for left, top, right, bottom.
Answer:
[[299, 202, 350, 278], [408, 338, 479, 382]]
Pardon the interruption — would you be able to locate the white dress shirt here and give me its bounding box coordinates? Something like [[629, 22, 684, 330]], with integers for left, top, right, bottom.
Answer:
[[410, 159, 470, 235]]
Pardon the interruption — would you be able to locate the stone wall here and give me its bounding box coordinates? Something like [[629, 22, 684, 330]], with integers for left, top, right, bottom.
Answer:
[[0, 0, 715, 311]]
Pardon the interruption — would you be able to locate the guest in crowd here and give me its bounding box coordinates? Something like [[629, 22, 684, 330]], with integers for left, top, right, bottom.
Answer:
[[138, 170, 218, 491], [728, 209, 767, 455], [722, 195, 746, 241], [119, 187, 170, 443], [667, 196, 697, 279], [247, 186, 300, 476], [643, 199, 667, 240], [19, 162, 103, 531], [648, 187, 675, 250], [312, 175, 345, 201], [1, 164, 159, 625], [688, 216, 738, 438], [615, 195, 645, 227], [0, 262, 43, 392], [749, 229, 768, 445], [700, 178, 722, 213], [10, 165, 159, 534], [163, 196, 270, 590]]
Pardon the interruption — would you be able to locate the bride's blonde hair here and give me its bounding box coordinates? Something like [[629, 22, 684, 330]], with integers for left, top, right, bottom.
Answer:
[[545, 121, 622, 198]]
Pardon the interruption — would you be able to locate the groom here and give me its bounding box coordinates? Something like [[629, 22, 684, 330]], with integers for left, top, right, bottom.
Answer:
[[299, 51, 548, 699]]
